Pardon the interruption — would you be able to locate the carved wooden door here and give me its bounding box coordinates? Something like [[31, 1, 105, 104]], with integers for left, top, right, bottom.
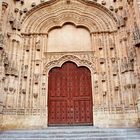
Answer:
[[48, 61, 93, 126]]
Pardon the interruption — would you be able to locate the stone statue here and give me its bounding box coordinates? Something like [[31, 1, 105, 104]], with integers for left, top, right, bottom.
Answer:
[[35, 40, 41, 51], [0, 33, 4, 44], [121, 57, 127, 73], [133, 22, 140, 42], [118, 16, 125, 27], [127, 58, 134, 71], [112, 59, 118, 75], [128, 47, 136, 62], [34, 74, 40, 84]]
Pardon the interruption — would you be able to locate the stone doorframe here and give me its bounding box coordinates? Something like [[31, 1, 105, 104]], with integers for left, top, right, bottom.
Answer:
[[43, 54, 96, 126]]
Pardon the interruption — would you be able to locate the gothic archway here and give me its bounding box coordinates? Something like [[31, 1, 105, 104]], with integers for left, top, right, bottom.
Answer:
[[48, 61, 93, 125], [43, 55, 95, 126]]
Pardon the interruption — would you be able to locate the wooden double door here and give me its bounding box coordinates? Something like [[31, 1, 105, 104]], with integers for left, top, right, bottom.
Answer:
[[48, 61, 93, 126]]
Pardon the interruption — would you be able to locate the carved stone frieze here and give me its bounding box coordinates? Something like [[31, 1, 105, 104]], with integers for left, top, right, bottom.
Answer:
[[43, 54, 95, 73], [44, 51, 95, 63], [43, 52, 95, 74]]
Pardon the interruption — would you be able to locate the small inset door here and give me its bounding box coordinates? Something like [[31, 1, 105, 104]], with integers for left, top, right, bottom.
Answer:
[[48, 61, 93, 125]]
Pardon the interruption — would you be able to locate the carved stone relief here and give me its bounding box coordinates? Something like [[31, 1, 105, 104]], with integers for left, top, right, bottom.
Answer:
[[43, 53, 95, 74]]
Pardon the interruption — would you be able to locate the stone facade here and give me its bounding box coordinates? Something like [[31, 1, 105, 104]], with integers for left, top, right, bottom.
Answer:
[[0, 0, 140, 129]]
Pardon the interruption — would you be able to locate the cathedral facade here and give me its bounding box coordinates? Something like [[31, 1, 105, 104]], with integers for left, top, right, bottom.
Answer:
[[0, 0, 140, 129]]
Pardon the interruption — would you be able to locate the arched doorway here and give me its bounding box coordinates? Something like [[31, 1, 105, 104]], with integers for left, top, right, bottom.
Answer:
[[48, 61, 93, 126]]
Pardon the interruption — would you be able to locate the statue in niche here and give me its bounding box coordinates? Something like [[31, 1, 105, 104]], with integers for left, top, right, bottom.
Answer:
[[33, 93, 38, 99], [25, 45, 29, 51], [133, 22, 140, 42], [98, 38, 104, 48], [128, 47, 136, 62], [121, 57, 128, 73], [128, 48, 135, 72], [11, 67, 18, 76], [12, 20, 20, 30], [35, 39, 41, 51], [0, 33, 5, 49], [0, 33, 4, 44], [3, 54, 9, 66], [127, 58, 134, 71], [17, 21, 21, 31], [118, 16, 125, 27], [123, 10, 128, 20], [8, 13, 15, 24], [109, 38, 115, 47], [112, 58, 118, 75], [34, 74, 40, 84], [127, 0, 133, 5], [0, 65, 5, 80], [5, 64, 12, 75], [23, 65, 28, 78], [0, 51, 4, 64]]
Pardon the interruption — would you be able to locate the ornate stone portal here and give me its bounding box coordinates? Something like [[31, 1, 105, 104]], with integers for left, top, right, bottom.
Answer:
[[0, 0, 140, 129]]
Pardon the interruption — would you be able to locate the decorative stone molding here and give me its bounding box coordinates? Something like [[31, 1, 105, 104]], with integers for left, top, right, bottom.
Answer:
[[21, 0, 117, 33], [43, 54, 95, 74]]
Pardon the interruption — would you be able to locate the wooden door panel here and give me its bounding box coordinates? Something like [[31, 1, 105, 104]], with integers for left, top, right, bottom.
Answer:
[[48, 100, 67, 124], [48, 62, 93, 125]]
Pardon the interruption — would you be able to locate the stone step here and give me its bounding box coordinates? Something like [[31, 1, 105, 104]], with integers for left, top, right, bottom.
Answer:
[[1, 134, 140, 139], [1, 129, 140, 134], [1, 129, 136, 132], [0, 127, 140, 140], [1, 136, 140, 140]]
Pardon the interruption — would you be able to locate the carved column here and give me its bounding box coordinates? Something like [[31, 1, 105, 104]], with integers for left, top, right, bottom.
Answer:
[[43, 34, 48, 53], [104, 33, 111, 110], [91, 33, 96, 52]]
